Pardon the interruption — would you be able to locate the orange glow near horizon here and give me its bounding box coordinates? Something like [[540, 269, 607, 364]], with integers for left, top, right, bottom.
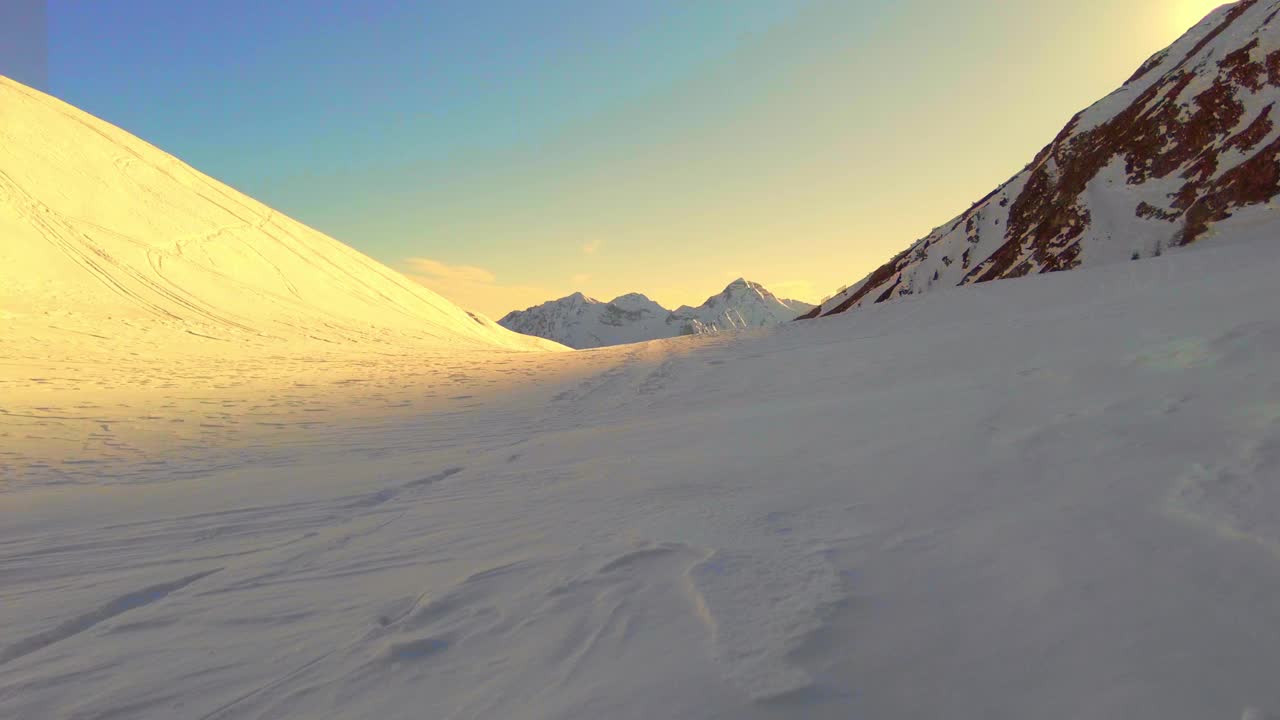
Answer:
[[380, 0, 1250, 318]]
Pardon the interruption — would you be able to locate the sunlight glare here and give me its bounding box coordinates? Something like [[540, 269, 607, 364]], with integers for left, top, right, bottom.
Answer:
[[1170, 0, 1229, 37]]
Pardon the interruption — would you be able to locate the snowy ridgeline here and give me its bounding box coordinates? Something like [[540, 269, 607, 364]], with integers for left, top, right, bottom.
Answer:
[[0, 76, 565, 363], [498, 278, 814, 349], [4, 216, 1280, 720]]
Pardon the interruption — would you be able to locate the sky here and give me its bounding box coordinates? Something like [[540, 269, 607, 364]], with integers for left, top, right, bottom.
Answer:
[[13, 0, 1231, 317]]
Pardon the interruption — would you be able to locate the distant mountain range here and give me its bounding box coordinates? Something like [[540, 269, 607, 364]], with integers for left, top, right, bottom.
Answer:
[[499, 279, 814, 349], [803, 0, 1280, 319]]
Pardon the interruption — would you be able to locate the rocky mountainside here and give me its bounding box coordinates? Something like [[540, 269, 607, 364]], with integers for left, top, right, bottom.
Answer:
[[804, 0, 1280, 319], [499, 279, 814, 349]]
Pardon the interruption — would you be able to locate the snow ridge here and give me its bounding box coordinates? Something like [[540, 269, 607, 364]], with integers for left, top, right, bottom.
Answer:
[[499, 278, 814, 349], [0, 76, 564, 359]]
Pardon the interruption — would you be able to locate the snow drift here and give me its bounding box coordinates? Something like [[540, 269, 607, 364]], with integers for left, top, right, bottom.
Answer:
[[5, 6, 1280, 720], [5, 216, 1280, 720]]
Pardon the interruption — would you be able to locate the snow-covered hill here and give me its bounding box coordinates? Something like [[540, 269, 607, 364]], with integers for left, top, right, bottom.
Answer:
[[6, 212, 1280, 720], [499, 278, 814, 349], [0, 76, 564, 359], [8, 8, 1280, 719], [805, 0, 1280, 319]]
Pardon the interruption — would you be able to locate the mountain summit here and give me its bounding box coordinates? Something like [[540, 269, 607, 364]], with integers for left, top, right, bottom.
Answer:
[[499, 280, 814, 349], [804, 0, 1280, 319]]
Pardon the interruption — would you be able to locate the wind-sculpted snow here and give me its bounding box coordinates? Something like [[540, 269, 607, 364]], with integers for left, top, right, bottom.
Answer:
[[5, 222, 1280, 718], [6, 12, 1280, 716], [807, 0, 1280, 319], [0, 76, 563, 359], [499, 279, 814, 349]]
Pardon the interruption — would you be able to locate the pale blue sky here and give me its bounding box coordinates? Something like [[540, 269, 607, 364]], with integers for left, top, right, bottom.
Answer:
[[33, 0, 1224, 315]]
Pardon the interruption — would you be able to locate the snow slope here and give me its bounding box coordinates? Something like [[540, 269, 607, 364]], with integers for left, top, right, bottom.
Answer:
[[805, 0, 1280, 318], [500, 278, 814, 349], [4, 210, 1280, 719], [0, 76, 564, 359]]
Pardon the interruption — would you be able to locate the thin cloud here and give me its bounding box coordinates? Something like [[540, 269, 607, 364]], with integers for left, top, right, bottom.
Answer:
[[581, 240, 603, 255], [403, 256, 556, 319], [405, 257, 497, 284]]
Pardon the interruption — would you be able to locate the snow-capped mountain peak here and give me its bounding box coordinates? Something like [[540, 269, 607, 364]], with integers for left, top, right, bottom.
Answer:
[[499, 279, 815, 349], [610, 292, 665, 310]]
